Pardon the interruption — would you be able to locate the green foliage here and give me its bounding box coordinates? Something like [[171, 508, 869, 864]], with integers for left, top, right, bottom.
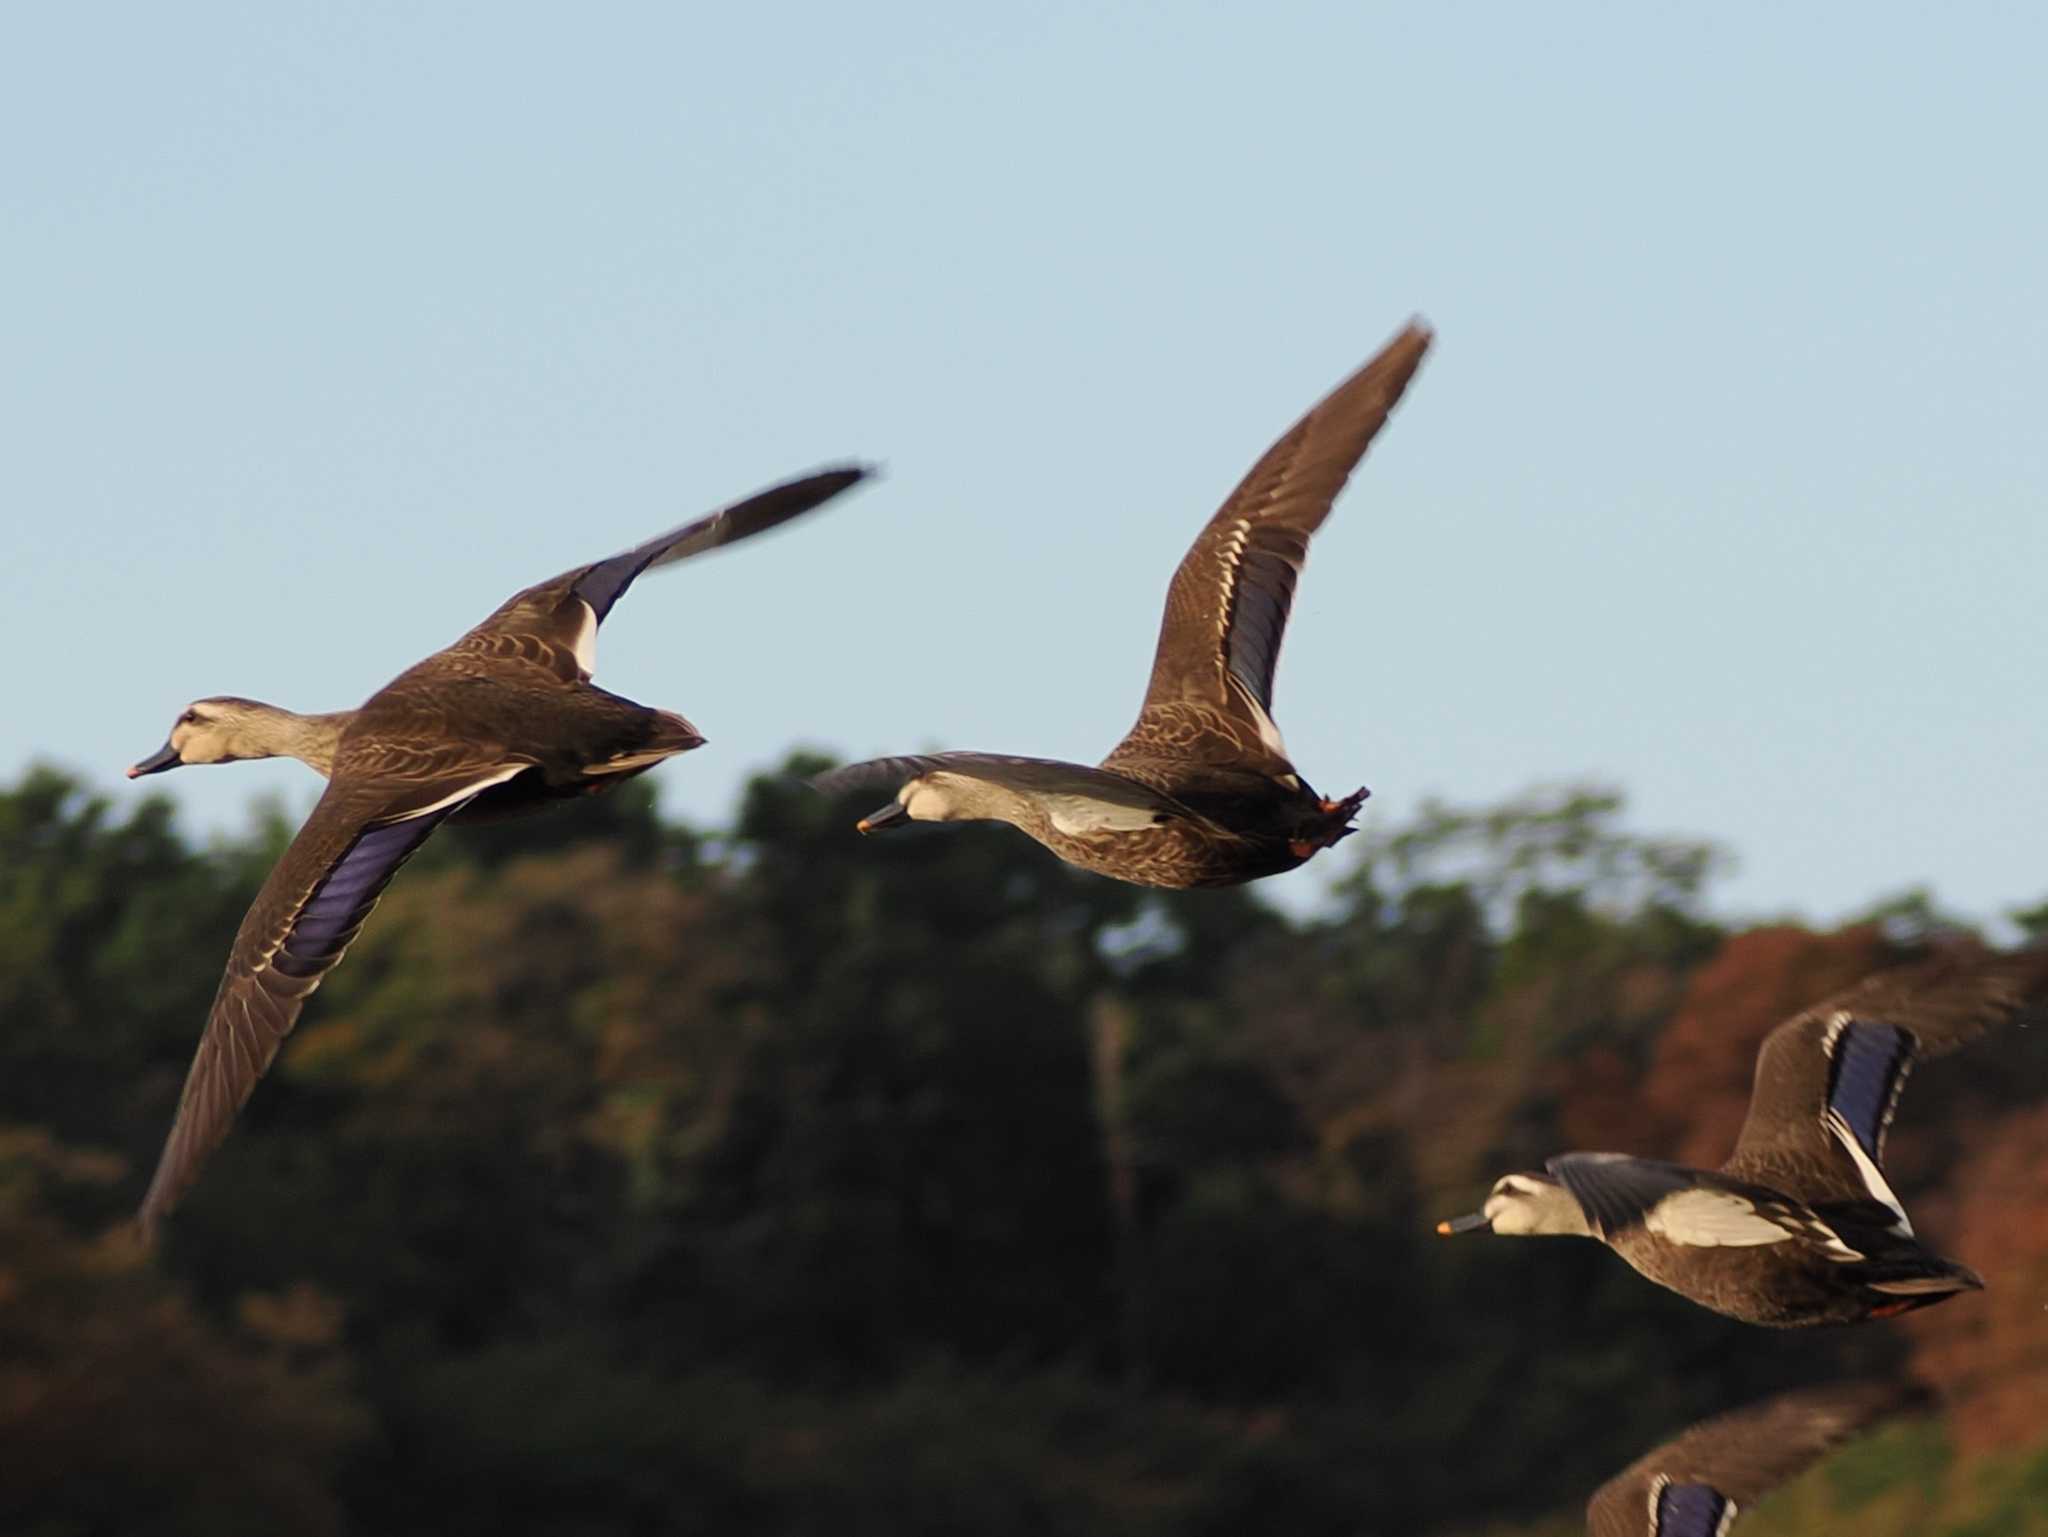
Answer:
[[2011, 896, 2048, 941], [1347, 783, 1727, 925], [0, 1130, 365, 1537], [2, 761, 2043, 1534], [1852, 884, 1985, 944], [1330, 784, 1724, 1065], [1824, 1416, 1954, 1510]]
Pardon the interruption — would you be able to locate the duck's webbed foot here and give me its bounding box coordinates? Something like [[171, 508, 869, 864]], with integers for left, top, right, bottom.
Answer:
[[1289, 786, 1370, 859]]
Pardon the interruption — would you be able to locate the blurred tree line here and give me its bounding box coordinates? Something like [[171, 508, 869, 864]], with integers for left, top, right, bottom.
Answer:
[[3, 759, 2045, 1536]]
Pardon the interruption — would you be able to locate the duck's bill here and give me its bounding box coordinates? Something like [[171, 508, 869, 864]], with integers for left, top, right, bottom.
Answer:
[[1436, 1212, 1492, 1236], [855, 801, 911, 835], [128, 743, 182, 779]]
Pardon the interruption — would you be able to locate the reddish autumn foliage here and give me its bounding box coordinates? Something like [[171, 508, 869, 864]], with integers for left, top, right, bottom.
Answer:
[[1899, 1101, 2048, 1454], [1639, 926, 1894, 1168]]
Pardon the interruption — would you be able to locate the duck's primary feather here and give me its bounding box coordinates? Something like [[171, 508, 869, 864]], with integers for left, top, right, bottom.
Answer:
[[460, 466, 869, 682], [1128, 321, 1432, 773]]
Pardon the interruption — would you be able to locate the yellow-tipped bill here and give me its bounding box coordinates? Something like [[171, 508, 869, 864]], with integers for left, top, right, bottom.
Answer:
[[857, 801, 910, 835]]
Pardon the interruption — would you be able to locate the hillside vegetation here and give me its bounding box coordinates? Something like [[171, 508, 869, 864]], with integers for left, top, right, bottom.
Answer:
[[4, 760, 2044, 1535]]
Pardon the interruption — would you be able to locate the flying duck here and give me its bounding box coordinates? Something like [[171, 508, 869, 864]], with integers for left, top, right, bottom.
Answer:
[[1587, 1379, 1929, 1535], [1437, 947, 2048, 1326], [129, 465, 869, 1234], [811, 320, 1432, 890]]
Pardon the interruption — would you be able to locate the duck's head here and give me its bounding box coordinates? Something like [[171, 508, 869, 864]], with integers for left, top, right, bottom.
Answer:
[[856, 776, 969, 833], [1437, 1172, 1591, 1239], [128, 696, 275, 777]]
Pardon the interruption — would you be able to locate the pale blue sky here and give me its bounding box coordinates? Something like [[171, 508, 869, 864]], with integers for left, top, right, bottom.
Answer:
[[5, 5, 2043, 930]]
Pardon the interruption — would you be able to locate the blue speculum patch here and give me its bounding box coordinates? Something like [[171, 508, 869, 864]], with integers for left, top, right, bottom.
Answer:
[[1654, 1480, 1731, 1536], [273, 811, 450, 979], [1827, 1019, 1911, 1161], [1227, 548, 1295, 709], [573, 549, 658, 624]]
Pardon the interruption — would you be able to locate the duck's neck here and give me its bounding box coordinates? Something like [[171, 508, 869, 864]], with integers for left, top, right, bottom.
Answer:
[[240, 705, 353, 776]]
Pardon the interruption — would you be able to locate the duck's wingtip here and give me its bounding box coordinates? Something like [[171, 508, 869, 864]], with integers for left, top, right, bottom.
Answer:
[[811, 460, 883, 489]]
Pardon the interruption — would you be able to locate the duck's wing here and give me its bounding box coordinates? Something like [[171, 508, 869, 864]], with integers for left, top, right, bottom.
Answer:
[[456, 464, 871, 681], [1548, 1154, 1823, 1251], [1722, 948, 2048, 1215], [136, 764, 524, 1236], [812, 752, 1196, 832], [1117, 322, 1431, 772], [1586, 1380, 1930, 1536]]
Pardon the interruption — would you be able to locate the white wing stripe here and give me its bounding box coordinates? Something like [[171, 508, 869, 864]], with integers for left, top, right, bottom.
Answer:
[[1824, 1106, 1914, 1235], [1643, 1189, 1795, 1248], [569, 598, 599, 677], [386, 764, 529, 822], [1047, 795, 1169, 835], [1227, 673, 1291, 758]]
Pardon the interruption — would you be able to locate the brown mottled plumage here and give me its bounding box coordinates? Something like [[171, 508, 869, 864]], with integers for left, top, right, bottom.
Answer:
[[815, 320, 1432, 889], [130, 465, 869, 1235], [1587, 1380, 1930, 1535], [1438, 947, 2048, 1326]]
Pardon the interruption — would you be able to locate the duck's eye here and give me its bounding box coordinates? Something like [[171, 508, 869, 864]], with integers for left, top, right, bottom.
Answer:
[[178, 710, 198, 726]]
